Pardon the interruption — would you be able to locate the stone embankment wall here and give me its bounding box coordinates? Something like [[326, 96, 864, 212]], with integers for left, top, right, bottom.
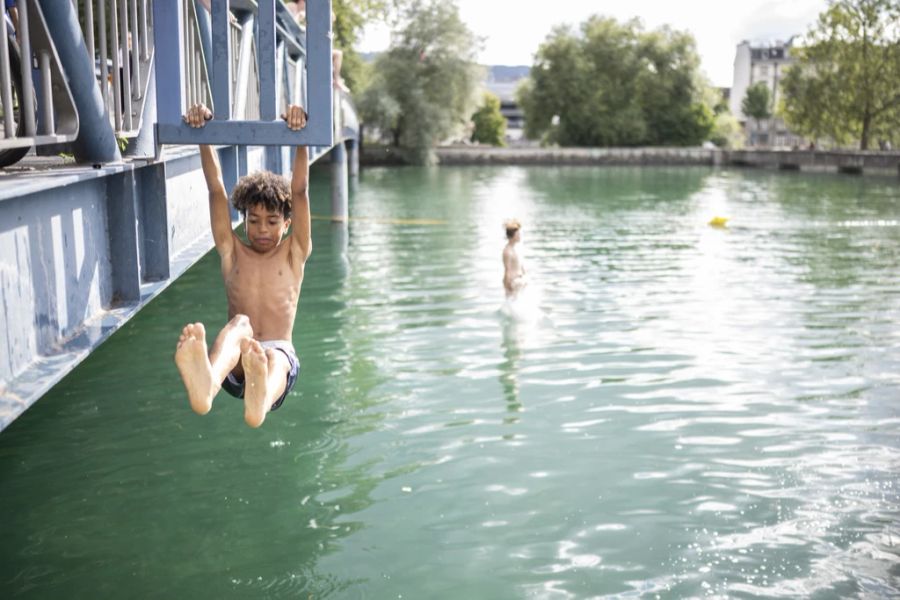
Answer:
[[726, 149, 900, 175], [436, 146, 717, 166], [430, 146, 900, 176]]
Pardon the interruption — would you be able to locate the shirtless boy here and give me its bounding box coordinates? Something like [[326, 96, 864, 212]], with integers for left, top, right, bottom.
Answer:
[[502, 219, 526, 299], [174, 103, 310, 428]]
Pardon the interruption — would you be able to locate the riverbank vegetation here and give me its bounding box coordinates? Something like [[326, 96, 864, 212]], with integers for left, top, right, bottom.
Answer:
[[356, 0, 481, 164], [345, 0, 898, 160], [780, 0, 900, 150], [470, 93, 507, 147], [517, 17, 721, 148]]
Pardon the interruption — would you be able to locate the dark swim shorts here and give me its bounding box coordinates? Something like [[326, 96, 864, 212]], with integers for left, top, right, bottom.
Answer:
[[221, 341, 300, 411]]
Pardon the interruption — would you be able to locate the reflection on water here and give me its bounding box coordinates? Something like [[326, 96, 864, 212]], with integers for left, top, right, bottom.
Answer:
[[2, 166, 899, 599], [500, 319, 523, 417]]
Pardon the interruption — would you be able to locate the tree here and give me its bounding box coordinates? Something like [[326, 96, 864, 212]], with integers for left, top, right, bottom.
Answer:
[[330, 0, 397, 92], [741, 82, 772, 146], [357, 0, 482, 163], [710, 111, 744, 148], [517, 16, 714, 147], [780, 0, 900, 150], [471, 92, 506, 146]]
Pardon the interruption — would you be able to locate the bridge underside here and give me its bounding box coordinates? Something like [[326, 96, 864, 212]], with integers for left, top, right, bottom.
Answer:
[[0, 143, 345, 430]]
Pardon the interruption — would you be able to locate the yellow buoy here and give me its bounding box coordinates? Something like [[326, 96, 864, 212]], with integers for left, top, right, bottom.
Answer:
[[708, 216, 729, 228]]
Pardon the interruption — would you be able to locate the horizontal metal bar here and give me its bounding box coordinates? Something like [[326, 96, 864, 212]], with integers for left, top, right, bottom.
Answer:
[[157, 120, 332, 146]]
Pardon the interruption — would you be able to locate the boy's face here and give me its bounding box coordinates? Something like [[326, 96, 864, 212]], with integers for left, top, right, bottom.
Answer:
[[245, 204, 291, 252]]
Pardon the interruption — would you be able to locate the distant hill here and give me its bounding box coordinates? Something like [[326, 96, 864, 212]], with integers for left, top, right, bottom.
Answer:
[[360, 52, 530, 84]]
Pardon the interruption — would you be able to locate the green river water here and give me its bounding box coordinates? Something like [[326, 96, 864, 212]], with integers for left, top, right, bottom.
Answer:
[[1, 165, 899, 599]]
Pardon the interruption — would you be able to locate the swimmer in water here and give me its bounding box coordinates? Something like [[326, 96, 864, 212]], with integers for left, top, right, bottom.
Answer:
[[502, 219, 526, 300]]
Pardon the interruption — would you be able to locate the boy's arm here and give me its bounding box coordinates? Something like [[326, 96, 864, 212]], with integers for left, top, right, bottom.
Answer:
[[200, 145, 235, 259], [185, 104, 234, 260], [502, 247, 514, 290], [285, 105, 311, 262]]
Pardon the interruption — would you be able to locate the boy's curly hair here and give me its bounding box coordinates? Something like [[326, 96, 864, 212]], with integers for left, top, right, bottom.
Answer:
[[231, 171, 292, 219]]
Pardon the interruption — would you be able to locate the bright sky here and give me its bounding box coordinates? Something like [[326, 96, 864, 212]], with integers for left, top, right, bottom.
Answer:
[[359, 0, 829, 87]]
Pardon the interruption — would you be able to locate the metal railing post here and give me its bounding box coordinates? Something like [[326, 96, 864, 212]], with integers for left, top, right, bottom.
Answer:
[[117, 0, 133, 129], [18, 0, 36, 136]]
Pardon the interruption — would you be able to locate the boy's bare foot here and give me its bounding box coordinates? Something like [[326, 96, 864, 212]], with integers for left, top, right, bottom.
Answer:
[[175, 323, 215, 415], [241, 339, 270, 428]]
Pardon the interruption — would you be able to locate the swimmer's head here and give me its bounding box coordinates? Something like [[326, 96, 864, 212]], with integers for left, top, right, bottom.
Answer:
[[504, 219, 521, 240]]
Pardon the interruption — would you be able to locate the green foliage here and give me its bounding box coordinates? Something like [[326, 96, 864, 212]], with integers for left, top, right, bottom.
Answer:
[[331, 0, 398, 91], [780, 0, 900, 150], [742, 82, 772, 122], [357, 0, 482, 164], [517, 16, 715, 147], [741, 82, 771, 146], [709, 111, 744, 148], [471, 92, 506, 146]]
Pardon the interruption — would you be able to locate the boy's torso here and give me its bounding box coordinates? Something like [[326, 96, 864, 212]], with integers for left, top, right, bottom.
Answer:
[[504, 244, 524, 278], [223, 236, 304, 341]]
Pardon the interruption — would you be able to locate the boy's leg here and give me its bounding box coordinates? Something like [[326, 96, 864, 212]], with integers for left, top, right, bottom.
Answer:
[[241, 339, 291, 428], [174, 315, 252, 415], [175, 322, 216, 414], [207, 314, 253, 384]]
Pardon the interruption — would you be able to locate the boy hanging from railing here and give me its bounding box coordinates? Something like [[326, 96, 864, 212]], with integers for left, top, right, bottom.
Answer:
[[174, 102, 310, 428]]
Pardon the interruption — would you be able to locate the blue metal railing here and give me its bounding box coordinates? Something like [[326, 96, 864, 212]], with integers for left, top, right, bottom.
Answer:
[[0, 1, 80, 164], [0, 1, 155, 153], [154, 0, 335, 147], [0, 0, 352, 167]]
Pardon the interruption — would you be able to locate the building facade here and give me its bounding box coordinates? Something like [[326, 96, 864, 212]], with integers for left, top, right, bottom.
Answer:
[[730, 39, 804, 148], [483, 66, 530, 144]]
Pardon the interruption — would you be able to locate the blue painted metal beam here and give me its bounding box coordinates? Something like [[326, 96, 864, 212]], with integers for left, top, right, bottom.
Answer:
[[211, 0, 231, 118], [152, 0, 185, 127], [257, 0, 276, 121], [107, 170, 141, 303], [137, 166, 170, 282], [305, 0, 333, 141]]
